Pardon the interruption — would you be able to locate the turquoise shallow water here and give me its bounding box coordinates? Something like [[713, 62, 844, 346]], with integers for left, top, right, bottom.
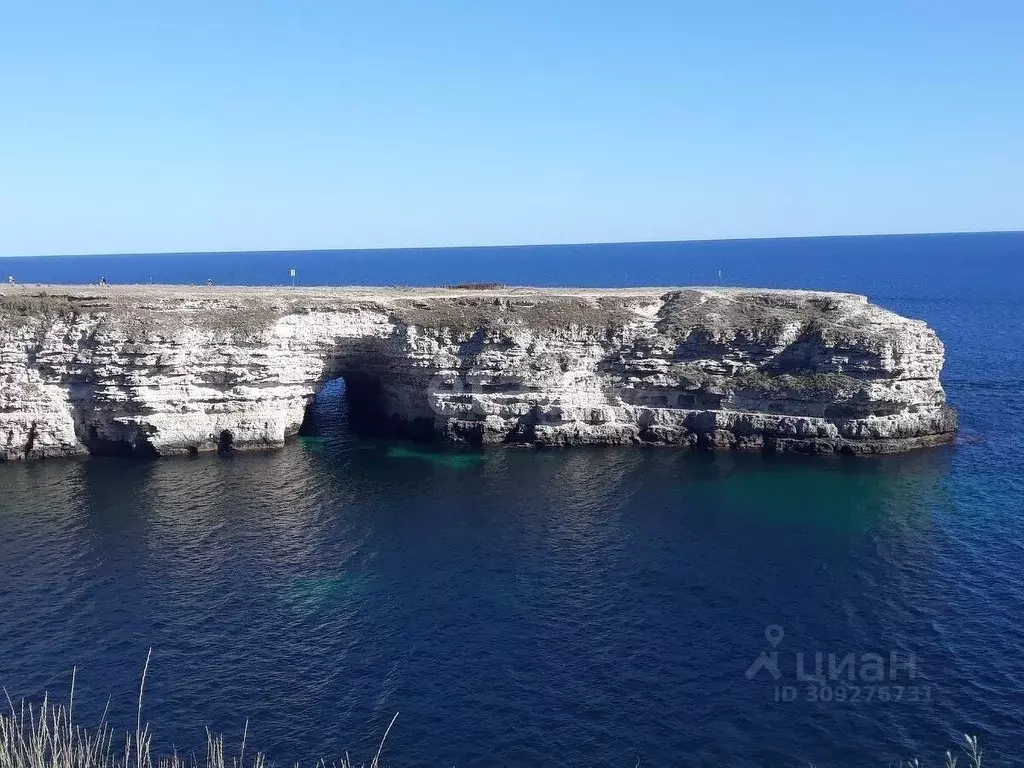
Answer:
[[1, 233, 1023, 765]]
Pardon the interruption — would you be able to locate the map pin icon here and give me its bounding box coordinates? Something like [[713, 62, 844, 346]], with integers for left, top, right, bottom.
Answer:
[[765, 625, 784, 647]]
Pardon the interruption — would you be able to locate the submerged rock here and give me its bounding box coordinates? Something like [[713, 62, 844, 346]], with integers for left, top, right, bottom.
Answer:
[[0, 285, 956, 459]]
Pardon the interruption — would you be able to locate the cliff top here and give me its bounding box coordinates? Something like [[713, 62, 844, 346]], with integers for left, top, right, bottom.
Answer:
[[0, 283, 866, 300], [0, 284, 903, 337]]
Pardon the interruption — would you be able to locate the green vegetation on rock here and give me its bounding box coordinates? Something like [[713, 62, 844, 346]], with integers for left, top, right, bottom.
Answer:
[[730, 369, 867, 396]]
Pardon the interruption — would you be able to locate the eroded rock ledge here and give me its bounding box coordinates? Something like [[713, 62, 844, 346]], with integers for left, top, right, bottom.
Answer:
[[0, 285, 956, 460]]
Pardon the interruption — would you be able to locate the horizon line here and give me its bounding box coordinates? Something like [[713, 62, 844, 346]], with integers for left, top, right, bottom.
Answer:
[[2, 228, 1021, 260]]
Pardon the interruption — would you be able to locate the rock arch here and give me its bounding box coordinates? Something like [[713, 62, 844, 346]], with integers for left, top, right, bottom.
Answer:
[[0, 286, 957, 460]]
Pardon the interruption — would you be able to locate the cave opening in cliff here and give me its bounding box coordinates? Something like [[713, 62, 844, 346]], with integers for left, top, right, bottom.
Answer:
[[299, 373, 435, 443], [299, 374, 395, 440], [217, 429, 234, 454], [299, 378, 351, 438], [80, 423, 159, 458]]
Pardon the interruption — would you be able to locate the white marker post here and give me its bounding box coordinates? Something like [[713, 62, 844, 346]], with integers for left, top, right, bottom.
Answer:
[[290, 268, 297, 288]]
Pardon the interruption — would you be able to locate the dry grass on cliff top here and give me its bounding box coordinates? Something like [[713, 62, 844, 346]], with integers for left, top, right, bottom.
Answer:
[[0, 292, 87, 320], [0, 291, 297, 338], [0, 656, 986, 768], [1, 287, 645, 335], [389, 295, 640, 332]]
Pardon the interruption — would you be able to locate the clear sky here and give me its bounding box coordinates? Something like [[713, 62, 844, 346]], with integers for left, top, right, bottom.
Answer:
[[1, 1, 1021, 257]]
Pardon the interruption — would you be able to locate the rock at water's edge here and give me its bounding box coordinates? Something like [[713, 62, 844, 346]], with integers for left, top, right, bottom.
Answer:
[[0, 285, 957, 460]]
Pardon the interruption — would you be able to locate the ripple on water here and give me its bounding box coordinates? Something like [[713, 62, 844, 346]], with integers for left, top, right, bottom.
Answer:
[[2, 301, 1024, 765]]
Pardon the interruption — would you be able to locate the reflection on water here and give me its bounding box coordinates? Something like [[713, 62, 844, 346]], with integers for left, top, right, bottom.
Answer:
[[0, 383, 1019, 768]]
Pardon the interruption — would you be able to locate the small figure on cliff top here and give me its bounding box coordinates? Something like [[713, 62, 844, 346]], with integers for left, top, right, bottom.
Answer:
[[98, 276, 108, 287], [6, 275, 13, 285], [206, 278, 214, 287]]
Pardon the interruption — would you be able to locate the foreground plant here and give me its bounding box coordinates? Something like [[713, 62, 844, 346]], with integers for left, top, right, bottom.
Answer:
[[0, 653, 982, 767], [0, 653, 396, 768]]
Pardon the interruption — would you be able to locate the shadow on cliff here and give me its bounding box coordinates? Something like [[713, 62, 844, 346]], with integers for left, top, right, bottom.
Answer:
[[299, 334, 439, 444], [300, 374, 441, 444], [68, 377, 161, 458]]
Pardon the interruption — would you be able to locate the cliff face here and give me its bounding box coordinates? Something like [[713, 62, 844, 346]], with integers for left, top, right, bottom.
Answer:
[[0, 286, 956, 460]]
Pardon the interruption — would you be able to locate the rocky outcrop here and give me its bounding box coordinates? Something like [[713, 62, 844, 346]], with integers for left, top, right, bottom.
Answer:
[[0, 285, 956, 460]]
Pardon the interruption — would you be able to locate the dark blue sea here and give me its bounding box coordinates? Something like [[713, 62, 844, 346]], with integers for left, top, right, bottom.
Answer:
[[1, 232, 1023, 766]]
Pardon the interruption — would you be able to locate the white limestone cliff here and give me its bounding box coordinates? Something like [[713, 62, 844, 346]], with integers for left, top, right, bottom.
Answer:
[[0, 285, 956, 460]]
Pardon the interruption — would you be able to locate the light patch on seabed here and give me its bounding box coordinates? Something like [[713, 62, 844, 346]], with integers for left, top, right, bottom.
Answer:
[[683, 457, 953, 531], [286, 575, 370, 613], [386, 446, 487, 467], [298, 435, 327, 452]]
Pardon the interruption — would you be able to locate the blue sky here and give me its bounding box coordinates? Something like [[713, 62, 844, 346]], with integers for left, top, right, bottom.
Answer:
[[1, 1, 1021, 256]]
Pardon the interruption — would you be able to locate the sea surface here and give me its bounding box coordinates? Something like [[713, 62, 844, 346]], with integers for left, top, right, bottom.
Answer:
[[1, 232, 1023, 766]]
